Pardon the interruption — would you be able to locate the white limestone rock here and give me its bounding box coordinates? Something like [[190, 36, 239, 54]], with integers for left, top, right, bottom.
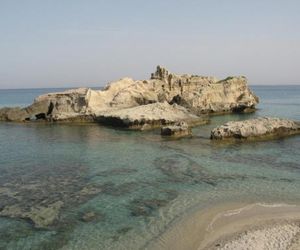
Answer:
[[95, 102, 207, 130], [161, 121, 192, 138], [211, 117, 300, 140], [0, 66, 259, 124]]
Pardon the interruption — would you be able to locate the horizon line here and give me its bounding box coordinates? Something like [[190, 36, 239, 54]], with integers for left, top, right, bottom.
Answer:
[[0, 83, 300, 90]]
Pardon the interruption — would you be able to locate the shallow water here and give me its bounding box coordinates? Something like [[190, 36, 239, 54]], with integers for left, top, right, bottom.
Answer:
[[0, 85, 299, 249]]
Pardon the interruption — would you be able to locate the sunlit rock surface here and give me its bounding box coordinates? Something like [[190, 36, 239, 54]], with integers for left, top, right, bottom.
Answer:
[[96, 102, 207, 130], [211, 117, 300, 140], [161, 121, 192, 137], [0, 66, 259, 127]]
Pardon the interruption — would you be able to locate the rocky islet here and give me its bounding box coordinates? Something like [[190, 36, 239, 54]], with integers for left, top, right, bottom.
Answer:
[[0, 66, 258, 130], [211, 117, 300, 140], [1, 67, 299, 141]]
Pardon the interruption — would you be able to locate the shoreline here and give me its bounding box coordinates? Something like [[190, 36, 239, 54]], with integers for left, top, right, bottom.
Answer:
[[148, 202, 300, 250]]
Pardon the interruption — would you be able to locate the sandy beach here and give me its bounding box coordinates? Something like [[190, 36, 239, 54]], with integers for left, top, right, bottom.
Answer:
[[149, 203, 300, 250]]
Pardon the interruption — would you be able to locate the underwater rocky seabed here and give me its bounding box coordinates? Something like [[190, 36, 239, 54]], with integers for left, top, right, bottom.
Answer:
[[0, 86, 299, 250]]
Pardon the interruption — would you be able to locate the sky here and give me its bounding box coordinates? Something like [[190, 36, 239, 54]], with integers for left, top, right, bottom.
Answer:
[[0, 0, 300, 89]]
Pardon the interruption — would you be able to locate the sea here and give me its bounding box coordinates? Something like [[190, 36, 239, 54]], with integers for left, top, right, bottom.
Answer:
[[0, 85, 299, 249]]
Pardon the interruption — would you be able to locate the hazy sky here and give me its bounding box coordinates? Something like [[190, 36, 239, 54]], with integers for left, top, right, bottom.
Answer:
[[1, 0, 300, 89]]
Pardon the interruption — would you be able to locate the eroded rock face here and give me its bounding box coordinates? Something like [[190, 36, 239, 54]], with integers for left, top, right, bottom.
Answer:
[[0, 107, 30, 121], [32, 88, 91, 121], [150, 66, 259, 114], [0, 66, 259, 124], [95, 66, 258, 115], [0, 88, 92, 122], [211, 117, 300, 140], [161, 121, 192, 137]]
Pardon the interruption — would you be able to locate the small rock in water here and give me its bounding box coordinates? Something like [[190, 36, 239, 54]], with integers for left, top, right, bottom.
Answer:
[[211, 117, 300, 140], [130, 199, 169, 217], [81, 212, 99, 222], [161, 121, 192, 138]]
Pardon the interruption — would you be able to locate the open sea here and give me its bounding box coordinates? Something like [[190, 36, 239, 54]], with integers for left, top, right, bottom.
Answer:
[[0, 85, 299, 249]]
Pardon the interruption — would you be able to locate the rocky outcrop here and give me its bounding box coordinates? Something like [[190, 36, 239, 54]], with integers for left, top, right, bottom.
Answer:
[[161, 121, 192, 137], [211, 117, 300, 140], [0, 107, 30, 121], [98, 66, 258, 115], [0, 66, 259, 126], [150, 66, 259, 114], [0, 88, 92, 122], [96, 102, 207, 130]]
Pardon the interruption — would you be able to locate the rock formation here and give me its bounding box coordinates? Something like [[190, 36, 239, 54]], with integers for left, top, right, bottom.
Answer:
[[96, 102, 207, 130], [211, 117, 300, 140], [0, 66, 259, 129], [0, 88, 93, 122], [161, 121, 192, 138]]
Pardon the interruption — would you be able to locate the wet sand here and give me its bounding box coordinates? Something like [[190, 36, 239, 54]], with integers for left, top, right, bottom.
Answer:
[[148, 203, 300, 250]]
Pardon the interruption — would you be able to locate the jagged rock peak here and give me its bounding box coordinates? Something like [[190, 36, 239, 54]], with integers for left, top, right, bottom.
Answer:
[[151, 65, 172, 81]]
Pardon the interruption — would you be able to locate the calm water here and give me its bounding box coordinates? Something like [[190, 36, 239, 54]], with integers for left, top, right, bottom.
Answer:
[[0, 86, 299, 249]]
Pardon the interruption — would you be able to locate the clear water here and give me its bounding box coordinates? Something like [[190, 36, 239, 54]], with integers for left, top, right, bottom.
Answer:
[[0, 88, 68, 108], [0, 86, 299, 250]]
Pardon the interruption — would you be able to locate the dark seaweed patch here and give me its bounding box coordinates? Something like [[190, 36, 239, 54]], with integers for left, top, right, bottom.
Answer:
[[155, 154, 251, 186], [130, 199, 169, 217], [0, 163, 104, 229], [129, 190, 178, 217], [100, 182, 137, 196], [95, 168, 138, 177]]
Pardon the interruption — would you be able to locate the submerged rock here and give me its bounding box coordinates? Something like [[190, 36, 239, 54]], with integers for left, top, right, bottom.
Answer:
[[0, 201, 63, 228], [80, 211, 104, 223], [155, 155, 216, 185], [211, 117, 300, 140], [128, 189, 178, 217], [99, 182, 137, 196], [0, 66, 258, 126], [155, 154, 249, 186], [130, 199, 168, 217], [161, 121, 192, 138], [0, 164, 101, 228]]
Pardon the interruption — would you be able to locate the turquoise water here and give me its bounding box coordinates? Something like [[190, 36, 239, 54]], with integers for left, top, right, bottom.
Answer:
[[0, 87, 102, 108], [0, 86, 299, 249]]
